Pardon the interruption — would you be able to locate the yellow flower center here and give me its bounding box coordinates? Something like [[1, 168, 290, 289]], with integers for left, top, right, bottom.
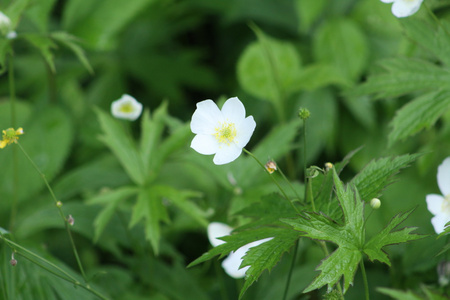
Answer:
[[214, 122, 237, 145], [119, 102, 134, 113]]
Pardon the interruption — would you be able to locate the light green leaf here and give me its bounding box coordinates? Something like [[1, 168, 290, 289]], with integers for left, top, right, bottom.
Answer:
[[295, 0, 327, 33], [389, 90, 450, 145], [364, 209, 423, 266], [282, 169, 365, 293], [350, 154, 421, 201], [291, 64, 352, 91], [21, 33, 57, 73], [24, 0, 57, 33], [96, 108, 146, 185], [313, 18, 368, 81], [50, 31, 93, 74], [237, 25, 302, 103], [352, 58, 450, 99]]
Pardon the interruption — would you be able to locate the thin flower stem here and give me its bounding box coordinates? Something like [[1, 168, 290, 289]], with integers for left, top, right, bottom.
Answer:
[[16, 142, 87, 282], [282, 239, 299, 300], [243, 148, 300, 214], [277, 164, 302, 204], [360, 259, 370, 300], [424, 2, 450, 37], [8, 54, 18, 232]]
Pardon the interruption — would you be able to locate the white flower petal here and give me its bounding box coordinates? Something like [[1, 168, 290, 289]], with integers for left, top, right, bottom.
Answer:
[[437, 157, 450, 196], [380, 0, 394, 2], [213, 144, 242, 165], [221, 97, 246, 124], [222, 251, 248, 279], [207, 222, 233, 247], [391, 0, 423, 18], [111, 94, 143, 121], [191, 100, 224, 135], [191, 134, 219, 155], [234, 116, 256, 148], [431, 214, 450, 234], [426, 194, 445, 216]]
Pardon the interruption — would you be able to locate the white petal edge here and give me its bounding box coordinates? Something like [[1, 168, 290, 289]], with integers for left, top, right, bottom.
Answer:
[[221, 97, 246, 125], [191, 134, 219, 155], [380, 0, 394, 3], [437, 157, 450, 196], [191, 100, 223, 135], [207, 222, 233, 247], [213, 144, 242, 165], [431, 214, 450, 234], [391, 0, 423, 18], [234, 116, 256, 148], [111, 94, 143, 121], [426, 194, 445, 216]]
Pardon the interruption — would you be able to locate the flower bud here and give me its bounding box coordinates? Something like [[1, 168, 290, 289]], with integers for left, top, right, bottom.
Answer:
[[10, 253, 17, 266], [67, 214, 74, 226], [265, 160, 277, 174], [325, 162, 333, 172], [298, 108, 310, 120], [56, 201, 63, 208], [370, 198, 381, 209]]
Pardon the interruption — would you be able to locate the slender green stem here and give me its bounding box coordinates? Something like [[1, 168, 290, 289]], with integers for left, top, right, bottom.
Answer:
[[16, 142, 87, 282], [360, 259, 370, 300], [8, 54, 18, 232], [306, 178, 316, 212], [282, 239, 299, 300], [243, 148, 300, 214], [277, 164, 302, 204], [423, 2, 450, 37]]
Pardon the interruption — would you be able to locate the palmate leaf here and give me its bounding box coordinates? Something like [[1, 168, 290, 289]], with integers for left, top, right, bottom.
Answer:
[[283, 169, 364, 293], [282, 169, 423, 294]]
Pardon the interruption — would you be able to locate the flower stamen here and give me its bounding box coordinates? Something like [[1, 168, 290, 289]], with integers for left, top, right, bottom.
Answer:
[[214, 122, 237, 145]]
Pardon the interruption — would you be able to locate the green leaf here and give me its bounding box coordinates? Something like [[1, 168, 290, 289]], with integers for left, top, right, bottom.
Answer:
[[388, 90, 450, 145], [87, 186, 139, 241], [291, 64, 352, 91], [96, 108, 146, 185], [282, 169, 365, 293], [237, 25, 302, 103], [364, 209, 423, 266], [129, 186, 170, 254], [352, 58, 450, 99], [313, 18, 368, 81], [21, 33, 57, 73], [350, 154, 421, 201], [377, 287, 423, 300], [50, 31, 94, 74], [24, 0, 57, 33]]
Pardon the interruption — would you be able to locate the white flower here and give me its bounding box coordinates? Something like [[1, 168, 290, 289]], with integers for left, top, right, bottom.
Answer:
[[111, 94, 143, 121], [426, 157, 450, 234], [380, 0, 423, 18], [207, 222, 273, 279], [6, 31, 16, 39], [190, 97, 256, 165]]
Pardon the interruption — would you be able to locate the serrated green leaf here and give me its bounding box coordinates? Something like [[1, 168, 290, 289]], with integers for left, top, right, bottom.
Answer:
[[364, 209, 423, 266], [350, 154, 421, 201], [388, 90, 450, 145], [352, 58, 450, 99], [50, 31, 93, 74], [96, 108, 146, 185], [21, 33, 57, 73], [239, 229, 299, 298], [282, 169, 365, 293], [237, 25, 302, 104]]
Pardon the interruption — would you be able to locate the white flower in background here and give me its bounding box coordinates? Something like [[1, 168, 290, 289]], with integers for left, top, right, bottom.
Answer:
[[111, 94, 143, 121], [380, 0, 423, 18], [190, 97, 256, 165], [0, 11, 12, 36], [426, 157, 450, 234], [207, 222, 273, 279], [6, 31, 16, 39]]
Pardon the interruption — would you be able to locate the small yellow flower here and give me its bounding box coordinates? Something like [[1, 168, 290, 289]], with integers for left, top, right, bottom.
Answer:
[[265, 160, 277, 174], [0, 127, 24, 149]]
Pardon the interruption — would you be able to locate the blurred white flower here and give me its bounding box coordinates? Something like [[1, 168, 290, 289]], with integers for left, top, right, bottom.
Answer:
[[6, 31, 16, 39], [426, 157, 450, 234], [190, 97, 256, 165], [111, 94, 143, 121], [380, 0, 423, 18], [0, 11, 11, 34], [207, 222, 273, 278]]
